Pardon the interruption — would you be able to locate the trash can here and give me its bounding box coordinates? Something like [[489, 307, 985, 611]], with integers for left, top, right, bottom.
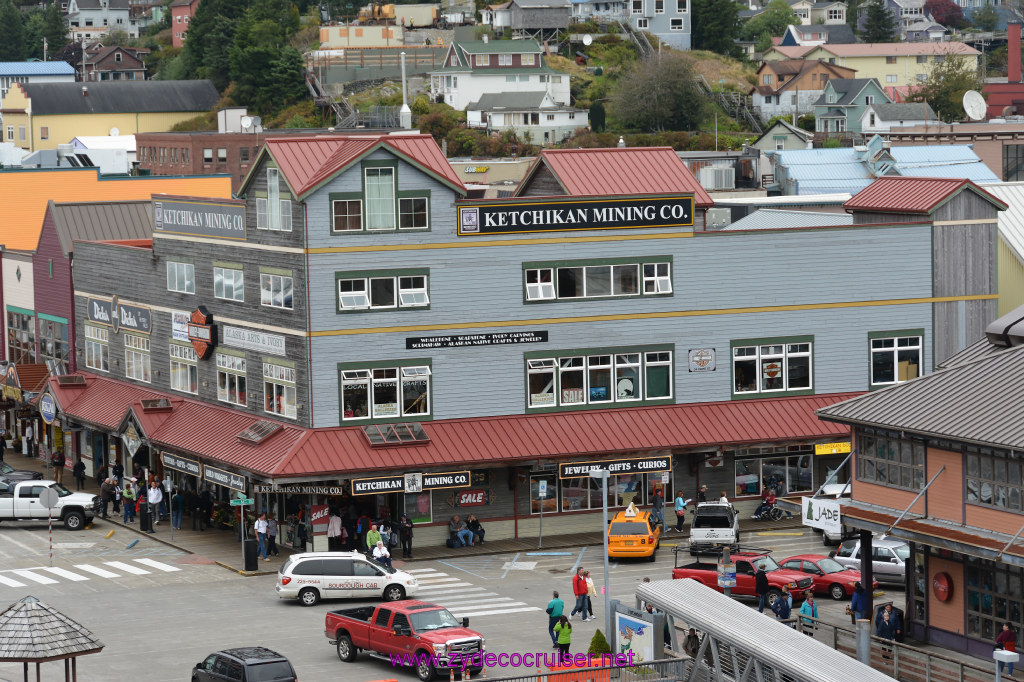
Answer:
[[243, 538, 259, 572], [139, 505, 152, 533]]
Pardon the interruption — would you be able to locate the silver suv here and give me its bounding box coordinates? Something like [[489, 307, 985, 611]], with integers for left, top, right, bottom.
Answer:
[[830, 536, 909, 585]]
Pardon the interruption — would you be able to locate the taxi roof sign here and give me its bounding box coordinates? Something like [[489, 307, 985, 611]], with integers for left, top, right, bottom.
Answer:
[[624, 502, 638, 517]]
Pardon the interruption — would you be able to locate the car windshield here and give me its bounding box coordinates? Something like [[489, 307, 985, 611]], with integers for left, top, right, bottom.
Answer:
[[758, 556, 782, 571], [51, 483, 73, 498], [246, 661, 294, 681], [816, 557, 846, 573], [410, 609, 461, 632], [609, 522, 650, 535], [894, 545, 910, 561]]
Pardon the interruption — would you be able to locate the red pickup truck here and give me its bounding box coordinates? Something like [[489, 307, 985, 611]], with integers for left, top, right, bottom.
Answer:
[[325, 600, 486, 682], [672, 550, 814, 607]]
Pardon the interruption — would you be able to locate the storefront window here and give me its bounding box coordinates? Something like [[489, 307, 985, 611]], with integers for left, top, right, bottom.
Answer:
[[558, 472, 670, 511], [372, 369, 399, 417], [965, 556, 1024, 640], [855, 428, 924, 492], [263, 362, 297, 419], [526, 348, 673, 410], [531, 473, 557, 514], [39, 319, 68, 373], [966, 445, 1024, 512], [7, 311, 35, 364], [341, 363, 432, 421], [216, 353, 246, 406], [404, 491, 432, 524], [732, 339, 813, 395], [734, 455, 813, 497]]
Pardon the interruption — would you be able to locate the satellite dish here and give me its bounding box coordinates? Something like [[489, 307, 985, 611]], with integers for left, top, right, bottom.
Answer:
[[241, 116, 253, 131], [109, 127, 119, 136], [251, 116, 262, 130], [583, 34, 593, 45], [963, 90, 986, 122]]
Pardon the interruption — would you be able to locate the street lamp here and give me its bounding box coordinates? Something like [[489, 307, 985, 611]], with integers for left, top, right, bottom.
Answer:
[[588, 469, 612, 641]]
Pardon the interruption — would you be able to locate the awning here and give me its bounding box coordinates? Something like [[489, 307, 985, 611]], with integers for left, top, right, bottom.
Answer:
[[44, 372, 857, 481]]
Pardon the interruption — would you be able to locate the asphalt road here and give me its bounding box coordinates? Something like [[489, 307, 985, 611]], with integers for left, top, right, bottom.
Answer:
[[0, 522, 901, 682]]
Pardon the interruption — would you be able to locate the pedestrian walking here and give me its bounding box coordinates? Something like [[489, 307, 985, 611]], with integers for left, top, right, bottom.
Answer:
[[51, 448, 65, 484], [799, 595, 818, 636], [327, 509, 345, 551], [112, 460, 124, 485], [755, 562, 770, 613], [584, 570, 597, 622], [771, 587, 792, 623], [122, 479, 137, 523], [683, 628, 700, 658], [23, 423, 33, 458], [255, 513, 269, 561], [267, 514, 280, 556], [158, 480, 168, 520], [876, 609, 896, 659], [849, 582, 868, 625], [875, 603, 902, 643], [673, 491, 687, 533], [553, 615, 572, 656], [171, 488, 184, 530], [546, 591, 564, 647], [398, 513, 414, 558], [570, 567, 588, 619], [651, 487, 664, 528], [719, 490, 730, 505], [147, 480, 163, 527], [697, 484, 707, 505], [73, 457, 86, 491], [99, 478, 115, 518], [997, 622, 1017, 677]]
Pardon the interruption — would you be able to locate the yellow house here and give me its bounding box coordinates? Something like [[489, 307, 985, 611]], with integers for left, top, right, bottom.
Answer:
[[0, 80, 220, 152], [762, 42, 980, 88]]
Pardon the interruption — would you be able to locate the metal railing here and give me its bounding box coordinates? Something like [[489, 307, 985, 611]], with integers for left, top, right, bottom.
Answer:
[[483, 658, 691, 682]]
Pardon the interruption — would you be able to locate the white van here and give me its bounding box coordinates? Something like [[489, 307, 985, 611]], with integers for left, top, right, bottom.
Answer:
[[276, 551, 419, 606]]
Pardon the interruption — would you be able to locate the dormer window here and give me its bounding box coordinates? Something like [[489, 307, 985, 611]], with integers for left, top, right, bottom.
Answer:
[[522, 54, 535, 66], [115, 52, 122, 62], [475, 54, 489, 66]]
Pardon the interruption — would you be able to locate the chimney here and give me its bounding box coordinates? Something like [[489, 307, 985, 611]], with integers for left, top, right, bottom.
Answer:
[[1010, 21, 1022, 84], [81, 85, 88, 97]]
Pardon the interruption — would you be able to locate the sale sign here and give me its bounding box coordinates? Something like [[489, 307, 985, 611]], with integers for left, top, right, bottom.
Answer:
[[455, 489, 491, 507], [311, 504, 330, 536]]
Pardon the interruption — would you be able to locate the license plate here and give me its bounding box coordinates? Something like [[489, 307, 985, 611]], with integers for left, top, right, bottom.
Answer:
[[623, 541, 635, 546]]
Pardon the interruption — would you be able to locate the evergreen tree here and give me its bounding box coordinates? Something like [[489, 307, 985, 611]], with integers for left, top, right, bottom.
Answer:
[[741, 0, 799, 41], [910, 54, 984, 122], [589, 101, 606, 133], [972, 3, 998, 31], [691, 0, 742, 57], [23, 9, 46, 61], [861, 0, 897, 42], [609, 52, 708, 132], [42, 1, 68, 57], [0, 0, 27, 62]]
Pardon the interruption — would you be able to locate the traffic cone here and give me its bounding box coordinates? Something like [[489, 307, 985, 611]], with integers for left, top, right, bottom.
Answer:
[[449, 667, 455, 682]]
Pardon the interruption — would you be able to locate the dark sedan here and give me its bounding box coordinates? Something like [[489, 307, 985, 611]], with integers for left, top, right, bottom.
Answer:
[[0, 461, 43, 482]]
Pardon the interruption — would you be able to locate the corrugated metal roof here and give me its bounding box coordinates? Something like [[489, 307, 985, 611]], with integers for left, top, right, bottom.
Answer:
[[455, 40, 543, 54], [935, 337, 1007, 370], [10, 364, 50, 393], [817, 345, 1024, 449], [982, 182, 1024, 263], [522, 147, 714, 205], [49, 200, 152, 256], [0, 170, 230, 252], [820, 42, 979, 56], [70, 135, 136, 152], [843, 176, 1006, 214], [278, 393, 855, 478], [19, 80, 219, 115], [262, 134, 466, 200], [46, 374, 165, 430], [0, 61, 76, 77], [871, 102, 934, 121], [723, 208, 853, 231]]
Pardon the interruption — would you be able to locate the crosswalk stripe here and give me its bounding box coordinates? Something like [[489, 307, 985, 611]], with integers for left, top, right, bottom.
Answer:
[[133, 558, 181, 573], [449, 606, 542, 618], [104, 561, 150, 575], [407, 571, 448, 578], [432, 596, 510, 606], [75, 564, 120, 578], [40, 567, 89, 582], [417, 577, 461, 584], [10, 569, 58, 585], [416, 582, 476, 592], [407, 569, 445, 574], [0, 574, 27, 588], [414, 586, 487, 597]]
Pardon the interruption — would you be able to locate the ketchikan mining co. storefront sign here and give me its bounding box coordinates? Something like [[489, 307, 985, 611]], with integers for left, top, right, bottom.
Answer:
[[456, 196, 694, 236]]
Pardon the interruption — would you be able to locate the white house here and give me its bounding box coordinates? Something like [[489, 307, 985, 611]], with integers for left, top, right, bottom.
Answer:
[[467, 91, 588, 144], [569, 0, 628, 22], [430, 39, 571, 111], [66, 0, 138, 41], [480, 1, 513, 31], [0, 62, 76, 102], [859, 102, 935, 133]]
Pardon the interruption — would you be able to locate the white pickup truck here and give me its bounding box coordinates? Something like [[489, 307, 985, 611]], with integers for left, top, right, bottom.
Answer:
[[0, 479, 100, 530], [689, 502, 741, 555]]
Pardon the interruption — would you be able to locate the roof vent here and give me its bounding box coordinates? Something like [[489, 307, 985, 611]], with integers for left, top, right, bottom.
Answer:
[[362, 422, 430, 446], [237, 420, 283, 445], [140, 398, 173, 412], [81, 85, 88, 97], [56, 375, 87, 387]]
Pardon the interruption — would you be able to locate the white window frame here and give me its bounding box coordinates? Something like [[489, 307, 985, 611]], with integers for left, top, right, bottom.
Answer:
[[525, 268, 556, 300], [124, 333, 151, 383], [398, 196, 429, 230], [84, 325, 109, 372], [263, 363, 297, 419], [532, 261, 669, 301], [257, 168, 292, 232], [677, 0, 687, 11], [474, 53, 489, 66], [632, 0, 643, 13], [870, 335, 922, 386], [166, 261, 195, 294], [342, 365, 432, 420], [886, 74, 898, 83], [642, 263, 672, 293], [655, 0, 664, 13], [260, 273, 294, 309], [732, 342, 812, 395], [528, 350, 673, 408], [398, 276, 429, 307], [332, 198, 363, 233], [670, 17, 683, 29], [636, 17, 648, 27], [828, 7, 842, 19], [521, 53, 536, 65], [338, 274, 429, 310], [498, 53, 512, 65], [217, 353, 247, 406], [169, 344, 198, 394], [213, 266, 244, 302], [365, 167, 397, 231]]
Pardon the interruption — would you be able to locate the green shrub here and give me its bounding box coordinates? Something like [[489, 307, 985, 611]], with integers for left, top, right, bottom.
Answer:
[[588, 629, 612, 655]]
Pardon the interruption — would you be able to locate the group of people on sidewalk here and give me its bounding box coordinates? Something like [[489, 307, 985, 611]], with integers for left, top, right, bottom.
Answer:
[[254, 513, 282, 561], [447, 514, 485, 548]]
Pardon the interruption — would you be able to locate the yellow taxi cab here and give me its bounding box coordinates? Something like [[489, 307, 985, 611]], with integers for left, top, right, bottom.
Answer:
[[607, 503, 661, 562]]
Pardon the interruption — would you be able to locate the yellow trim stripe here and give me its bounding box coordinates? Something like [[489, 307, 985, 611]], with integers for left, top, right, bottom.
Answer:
[[932, 219, 997, 226], [310, 294, 998, 337], [308, 231, 695, 253]]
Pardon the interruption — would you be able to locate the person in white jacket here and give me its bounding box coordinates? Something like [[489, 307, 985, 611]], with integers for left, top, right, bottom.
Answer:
[[372, 540, 393, 568], [147, 481, 163, 527]]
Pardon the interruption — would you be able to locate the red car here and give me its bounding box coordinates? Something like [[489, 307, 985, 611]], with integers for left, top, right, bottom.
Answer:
[[780, 554, 878, 601]]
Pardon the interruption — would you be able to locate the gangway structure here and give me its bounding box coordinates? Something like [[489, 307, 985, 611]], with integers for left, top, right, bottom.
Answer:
[[637, 579, 896, 682]]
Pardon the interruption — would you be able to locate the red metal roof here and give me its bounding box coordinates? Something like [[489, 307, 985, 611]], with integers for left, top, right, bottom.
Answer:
[[45, 373, 165, 430], [10, 364, 52, 393], [276, 393, 857, 478], [261, 134, 466, 199], [844, 176, 1008, 214], [521, 147, 713, 206]]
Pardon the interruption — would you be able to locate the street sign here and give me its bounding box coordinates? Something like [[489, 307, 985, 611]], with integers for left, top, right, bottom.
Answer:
[[39, 488, 60, 509], [538, 480, 548, 498], [229, 498, 254, 506]]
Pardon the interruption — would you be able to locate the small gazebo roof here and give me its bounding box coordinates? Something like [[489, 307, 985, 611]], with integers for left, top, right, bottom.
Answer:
[[0, 596, 104, 663]]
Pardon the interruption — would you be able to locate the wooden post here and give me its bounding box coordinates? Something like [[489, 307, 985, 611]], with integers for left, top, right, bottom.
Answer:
[[65, 658, 69, 681], [73, 656, 78, 682]]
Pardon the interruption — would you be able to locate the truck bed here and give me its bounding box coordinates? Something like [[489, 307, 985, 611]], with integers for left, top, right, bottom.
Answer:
[[328, 606, 376, 623], [675, 562, 718, 572]]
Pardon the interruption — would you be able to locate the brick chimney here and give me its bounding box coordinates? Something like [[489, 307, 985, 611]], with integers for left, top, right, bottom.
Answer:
[[1010, 21, 1022, 84]]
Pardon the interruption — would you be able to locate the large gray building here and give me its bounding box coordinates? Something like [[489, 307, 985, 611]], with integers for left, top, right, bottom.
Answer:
[[51, 138, 1003, 547]]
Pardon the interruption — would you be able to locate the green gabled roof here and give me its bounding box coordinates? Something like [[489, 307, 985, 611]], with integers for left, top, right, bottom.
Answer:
[[455, 40, 543, 54]]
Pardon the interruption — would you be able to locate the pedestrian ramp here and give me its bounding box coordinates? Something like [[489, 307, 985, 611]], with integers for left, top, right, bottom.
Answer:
[[0, 558, 182, 588], [407, 568, 542, 620]]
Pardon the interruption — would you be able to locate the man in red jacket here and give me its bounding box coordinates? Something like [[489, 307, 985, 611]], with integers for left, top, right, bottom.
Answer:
[[570, 566, 589, 620]]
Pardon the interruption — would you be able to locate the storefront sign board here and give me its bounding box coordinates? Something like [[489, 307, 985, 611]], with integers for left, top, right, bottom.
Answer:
[[454, 489, 493, 507], [559, 456, 672, 478], [171, 310, 191, 342], [406, 331, 548, 349], [353, 471, 471, 495], [86, 297, 151, 334], [188, 307, 216, 360], [162, 452, 201, 477], [39, 393, 57, 424], [222, 325, 287, 356], [815, 442, 852, 456], [311, 504, 330, 536], [801, 496, 841, 535], [688, 348, 716, 372], [204, 465, 247, 492], [457, 196, 694, 236], [253, 484, 345, 495], [154, 198, 246, 240]]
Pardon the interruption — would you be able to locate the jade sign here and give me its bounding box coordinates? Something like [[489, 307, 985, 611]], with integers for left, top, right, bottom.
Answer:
[[801, 497, 841, 535]]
